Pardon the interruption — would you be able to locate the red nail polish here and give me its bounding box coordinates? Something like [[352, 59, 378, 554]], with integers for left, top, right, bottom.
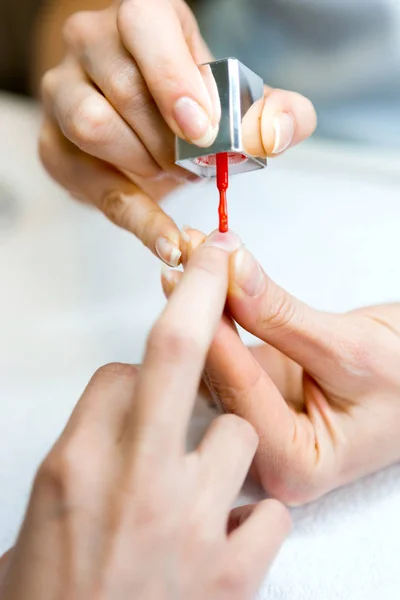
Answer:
[[216, 152, 229, 233], [174, 59, 268, 232]]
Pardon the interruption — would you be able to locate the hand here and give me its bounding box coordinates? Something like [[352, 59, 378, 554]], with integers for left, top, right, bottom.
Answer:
[[0, 231, 289, 600], [163, 231, 400, 506], [39, 0, 316, 266]]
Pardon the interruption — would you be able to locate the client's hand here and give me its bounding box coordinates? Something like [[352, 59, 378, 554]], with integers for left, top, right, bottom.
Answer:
[[163, 232, 400, 505], [0, 231, 289, 600], [39, 0, 316, 265]]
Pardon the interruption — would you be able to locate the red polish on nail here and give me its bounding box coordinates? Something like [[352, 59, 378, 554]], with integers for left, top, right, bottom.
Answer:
[[216, 152, 229, 233]]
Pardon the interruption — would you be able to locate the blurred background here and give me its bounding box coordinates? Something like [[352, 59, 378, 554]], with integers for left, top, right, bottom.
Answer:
[[1, 2, 400, 600], [2, 0, 400, 146]]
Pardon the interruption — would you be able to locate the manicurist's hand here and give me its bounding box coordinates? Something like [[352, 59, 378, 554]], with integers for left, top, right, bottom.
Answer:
[[39, 0, 316, 266], [0, 231, 289, 600], [163, 230, 400, 506]]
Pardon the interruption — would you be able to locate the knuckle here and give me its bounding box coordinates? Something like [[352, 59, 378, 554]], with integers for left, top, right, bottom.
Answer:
[[34, 454, 61, 493], [108, 64, 149, 113], [128, 477, 176, 531], [108, 69, 134, 108], [260, 463, 325, 507], [265, 499, 292, 532], [34, 445, 84, 505], [267, 484, 313, 507], [63, 95, 111, 150], [186, 519, 215, 555], [258, 291, 298, 332], [101, 191, 134, 230], [335, 325, 377, 379], [138, 205, 164, 249], [38, 127, 56, 171], [117, 1, 147, 37], [217, 565, 250, 596], [217, 414, 258, 449], [147, 322, 201, 364], [40, 68, 59, 103], [206, 368, 263, 416], [91, 362, 139, 386], [62, 11, 96, 47], [132, 496, 165, 529], [38, 123, 65, 183]]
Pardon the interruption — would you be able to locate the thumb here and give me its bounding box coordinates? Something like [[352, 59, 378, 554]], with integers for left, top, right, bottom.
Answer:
[[0, 548, 13, 586], [228, 246, 344, 382], [242, 87, 317, 157]]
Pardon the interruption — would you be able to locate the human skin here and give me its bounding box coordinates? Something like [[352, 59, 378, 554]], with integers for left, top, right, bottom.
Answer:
[[0, 231, 290, 599], [37, 0, 316, 266], [162, 229, 400, 506]]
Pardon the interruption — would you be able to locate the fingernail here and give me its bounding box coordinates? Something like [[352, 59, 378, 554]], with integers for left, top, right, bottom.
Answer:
[[173, 97, 218, 147], [155, 237, 181, 267], [233, 247, 265, 297], [161, 264, 181, 297], [161, 263, 173, 281], [272, 112, 295, 155], [204, 230, 242, 252], [181, 225, 191, 243], [161, 264, 177, 286]]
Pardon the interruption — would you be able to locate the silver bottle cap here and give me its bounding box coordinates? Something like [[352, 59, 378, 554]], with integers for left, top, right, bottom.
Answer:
[[175, 58, 267, 178]]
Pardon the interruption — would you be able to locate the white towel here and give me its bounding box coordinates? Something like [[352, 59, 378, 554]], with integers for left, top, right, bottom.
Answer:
[[1, 95, 400, 599]]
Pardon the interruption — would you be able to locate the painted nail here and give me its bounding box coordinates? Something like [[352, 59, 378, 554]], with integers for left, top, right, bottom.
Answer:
[[173, 97, 219, 147], [204, 230, 242, 252], [155, 237, 181, 267], [272, 112, 295, 155], [233, 247, 265, 297]]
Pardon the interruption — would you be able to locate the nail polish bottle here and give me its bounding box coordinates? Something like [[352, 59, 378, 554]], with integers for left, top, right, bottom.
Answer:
[[175, 58, 267, 178]]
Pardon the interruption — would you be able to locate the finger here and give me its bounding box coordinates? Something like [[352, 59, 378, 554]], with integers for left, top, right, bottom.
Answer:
[[39, 120, 183, 265], [249, 344, 304, 409], [59, 363, 139, 445], [180, 227, 207, 266], [63, 10, 188, 180], [195, 414, 258, 523], [160, 226, 205, 299], [117, 0, 220, 146], [242, 86, 317, 157], [129, 230, 242, 457], [228, 246, 344, 382], [161, 266, 304, 408], [224, 500, 290, 597], [0, 548, 13, 585], [160, 244, 317, 502], [203, 308, 300, 474], [161, 264, 183, 297], [35, 364, 140, 493], [41, 62, 161, 179], [206, 293, 332, 505]]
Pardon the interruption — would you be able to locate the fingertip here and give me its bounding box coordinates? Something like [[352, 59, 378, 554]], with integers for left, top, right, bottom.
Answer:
[[161, 265, 182, 297], [262, 90, 317, 155], [242, 97, 265, 157], [242, 88, 317, 158], [261, 499, 292, 534], [181, 226, 206, 266], [203, 230, 242, 252], [154, 235, 182, 267]]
